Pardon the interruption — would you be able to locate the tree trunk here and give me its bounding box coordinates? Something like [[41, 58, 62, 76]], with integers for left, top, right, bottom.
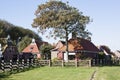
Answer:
[[72, 32, 77, 39], [64, 28, 68, 62]]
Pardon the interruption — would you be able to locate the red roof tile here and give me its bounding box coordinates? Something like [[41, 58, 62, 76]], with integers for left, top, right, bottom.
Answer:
[[75, 38, 99, 51], [22, 43, 40, 54], [53, 38, 99, 52]]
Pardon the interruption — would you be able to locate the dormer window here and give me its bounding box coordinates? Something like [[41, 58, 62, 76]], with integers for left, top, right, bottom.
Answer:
[[30, 47, 34, 52], [30, 47, 34, 49]]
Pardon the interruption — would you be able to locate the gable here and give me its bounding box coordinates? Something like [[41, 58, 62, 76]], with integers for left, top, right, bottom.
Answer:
[[54, 40, 65, 50], [52, 38, 100, 52], [22, 43, 40, 54], [59, 43, 74, 52], [69, 38, 99, 52]]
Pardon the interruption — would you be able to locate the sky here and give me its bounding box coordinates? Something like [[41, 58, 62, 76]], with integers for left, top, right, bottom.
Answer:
[[0, 0, 120, 51]]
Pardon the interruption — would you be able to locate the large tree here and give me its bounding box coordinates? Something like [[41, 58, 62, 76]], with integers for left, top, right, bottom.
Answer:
[[18, 36, 32, 52], [32, 1, 91, 61], [0, 19, 42, 50]]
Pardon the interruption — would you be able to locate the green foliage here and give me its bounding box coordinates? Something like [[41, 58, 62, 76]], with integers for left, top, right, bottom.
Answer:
[[18, 36, 32, 52], [40, 44, 53, 59], [32, 1, 91, 59], [98, 52, 105, 59], [0, 20, 11, 37], [0, 19, 42, 40], [32, 1, 91, 39], [0, 19, 42, 50], [52, 57, 59, 61], [0, 38, 7, 50], [100, 45, 111, 53]]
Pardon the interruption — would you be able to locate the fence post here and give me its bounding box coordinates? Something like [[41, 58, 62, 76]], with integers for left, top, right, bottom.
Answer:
[[49, 60, 51, 67], [93, 59, 95, 66], [118, 59, 120, 65], [31, 59, 33, 67], [97, 59, 99, 66], [16, 59, 19, 72], [62, 60, 64, 67], [38, 60, 41, 67], [75, 59, 78, 67], [10, 60, 13, 72], [89, 60, 91, 67], [1, 60, 5, 72], [34, 59, 38, 67], [22, 59, 24, 70], [103, 59, 105, 65], [27, 59, 29, 68], [119, 59, 120, 65], [100, 59, 103, 66], [34, 59, 36, 67]]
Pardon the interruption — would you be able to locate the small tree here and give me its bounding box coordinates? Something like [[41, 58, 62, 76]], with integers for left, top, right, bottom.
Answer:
[[40, 44, 53, 60], [32, 1, 91, 61]]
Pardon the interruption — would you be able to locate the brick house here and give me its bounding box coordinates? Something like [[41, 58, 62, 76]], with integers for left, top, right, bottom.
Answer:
[[22, 39, 41, 59], [51, 38, 100, 60]]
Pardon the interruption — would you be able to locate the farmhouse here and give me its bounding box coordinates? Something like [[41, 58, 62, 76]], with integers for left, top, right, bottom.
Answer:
[[22, 38, 41, 59], [51, 38, 100, 60]]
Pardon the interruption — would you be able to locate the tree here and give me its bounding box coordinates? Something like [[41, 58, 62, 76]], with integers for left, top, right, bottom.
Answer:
[[32, 1, 91, 61], [40, 44, 53, 60], [18, 36, 32, 52], [0, 19, 42, 51]]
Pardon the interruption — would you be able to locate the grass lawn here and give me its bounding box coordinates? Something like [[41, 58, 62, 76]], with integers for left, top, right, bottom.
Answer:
[[0, 67, 95, 80], [95, 66, 120, 80], [1, 66, 120, 80]]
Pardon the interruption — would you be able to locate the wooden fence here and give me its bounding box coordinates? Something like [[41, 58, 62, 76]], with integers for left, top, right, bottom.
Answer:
[[0, 59, 91, 72], [0, 59, 120, 72], [52, 60, 91, 67], [91, 59, 120, 66], [0, 59, 41, 72]]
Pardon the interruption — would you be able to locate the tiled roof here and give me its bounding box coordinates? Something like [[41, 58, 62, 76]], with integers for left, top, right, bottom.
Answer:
[[75, 38, 100, 52], [53, 38, 100, 52], [55, 41, 65, 49], [22, 42, 40, 54], [59, 43, 74, 51]]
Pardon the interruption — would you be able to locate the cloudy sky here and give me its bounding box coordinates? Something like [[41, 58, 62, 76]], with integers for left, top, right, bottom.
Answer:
[[0, 0, 120, 51]]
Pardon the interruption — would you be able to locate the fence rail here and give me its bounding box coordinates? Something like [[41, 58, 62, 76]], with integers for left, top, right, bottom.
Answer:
[[0, 59, 91, 72], [91, 59, 120, 66], [0, 59, 120, 72]]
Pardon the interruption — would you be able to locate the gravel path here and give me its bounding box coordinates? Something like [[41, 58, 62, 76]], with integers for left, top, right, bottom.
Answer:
[[89, 68, 98, 80]]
